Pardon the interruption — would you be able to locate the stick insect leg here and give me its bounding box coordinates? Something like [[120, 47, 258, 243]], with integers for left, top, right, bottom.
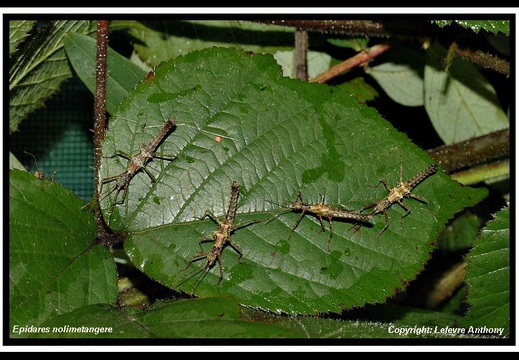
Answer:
[[107, 151, 132, 161], [326, 217, 334, 252], [408, 193, 430, 207], [380, 179, 392, 193], [199, 210, 220, 224], [396, 199, 411, 224], [231, 242, 243, 259], [288, 211, 306, 240], [141, 166, 157, 183], [376, 210, 390, 240], [215, 258, 224, 287]]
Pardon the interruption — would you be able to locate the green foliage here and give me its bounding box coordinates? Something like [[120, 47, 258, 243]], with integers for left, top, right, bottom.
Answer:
[[95, 47, 486, 315], [9, 20, 36, 55], [127, 20, 295, 67], [9, 20, 97, 133], [366, 42, 508, 144], [8, 18, 509, 341], [460, 205, 510, 336], [433, 20, 510, 36], [424, 42, 508, 144], [64, 33, 147, 115], [33, 297, 301, 338], [9, 170, 118, 336], [366, 47, 425, 107]]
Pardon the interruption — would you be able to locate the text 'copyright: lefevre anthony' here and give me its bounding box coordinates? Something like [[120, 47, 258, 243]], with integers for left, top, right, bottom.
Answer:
[[388, 325, 505, 337], [12, 324, 113, 336]]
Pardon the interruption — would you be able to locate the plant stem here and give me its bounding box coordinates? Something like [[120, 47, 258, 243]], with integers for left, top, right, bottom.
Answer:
[[455, 45, 509, 76], [92, 20, 124, 247], [428, 129, 509, 174], [253, 20, 509, 76], [450, 160, 509, 186], [310, 43, 390, 83], [252, 19, 436, 38], [294, 29, 308, 81]]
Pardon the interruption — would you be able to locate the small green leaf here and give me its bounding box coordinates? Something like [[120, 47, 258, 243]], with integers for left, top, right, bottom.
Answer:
[[9, 20, 36, 56], [460, 205, 510, 337], [9, 170, 118, 337], [424, 41, 508, 144], [9, 20, 97, 133], [33, 297, 300, 338], [63, 33, 147, 115], [98, 47, 486, 315], [366, 47, 425, 107], [433, 20, 510, 36]]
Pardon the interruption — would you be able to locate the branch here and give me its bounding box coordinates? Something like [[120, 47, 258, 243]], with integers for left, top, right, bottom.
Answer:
[[253, 20, 509, 76], [455, 45, 509, 76], [310, 43, 390, 84], [252, 19, 437, 38], [93, 20, 124, 247], [294, 29, 308, 81], [428, 129, 509, 175]]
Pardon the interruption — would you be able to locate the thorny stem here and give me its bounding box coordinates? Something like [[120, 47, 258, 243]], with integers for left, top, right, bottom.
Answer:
[[252, 20, 509, 76], [253, 19, 437, 38], [428, 129, 509, 174], [455, 45, 509, 76], [310, 43, 390, 84], [93, 20, 124, 247]]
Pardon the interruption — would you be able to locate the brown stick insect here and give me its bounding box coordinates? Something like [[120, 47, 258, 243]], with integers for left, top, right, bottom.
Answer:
[[361, 163, 438, 239], [181, 180, 261, 290], [268, 192, 373, 251], [100, 116, 177, 213]]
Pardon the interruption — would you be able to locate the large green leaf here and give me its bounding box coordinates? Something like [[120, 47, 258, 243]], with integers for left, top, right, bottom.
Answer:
[[97, 47, 486, 315], [9, 170, 118, 337], [424, 41, 508, 144], [32, 297, 300, 338], [9, 20, 97, 133], [459, 205, 510, 337], [63, 32, 147, 115], [29, 299, 497, 339]]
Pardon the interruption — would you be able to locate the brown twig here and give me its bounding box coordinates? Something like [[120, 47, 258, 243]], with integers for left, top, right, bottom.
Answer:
[[428, 129, 509, 174], [92, 20, 124, 247], [253, 20, 509, 76], [310, 43, 390, 84], [455, 46, 510, 76], [294, 29, 308, 81]]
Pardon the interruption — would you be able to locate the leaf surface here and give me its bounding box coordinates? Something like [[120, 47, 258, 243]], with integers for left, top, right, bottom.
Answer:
[[9, 20, 97, 133], [460, 205, 510, 337], [96, 47, 487, 314], [424, 42, 508, 144], [9, 170, 118, 336]]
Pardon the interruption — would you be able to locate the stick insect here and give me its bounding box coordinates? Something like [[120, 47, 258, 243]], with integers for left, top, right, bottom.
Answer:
[[100, 116, 177, 213], [182, 180, 260, 290], [23, 151, 57, 189], [273, 192, 373, 251], [361, 163, 438, 239]]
